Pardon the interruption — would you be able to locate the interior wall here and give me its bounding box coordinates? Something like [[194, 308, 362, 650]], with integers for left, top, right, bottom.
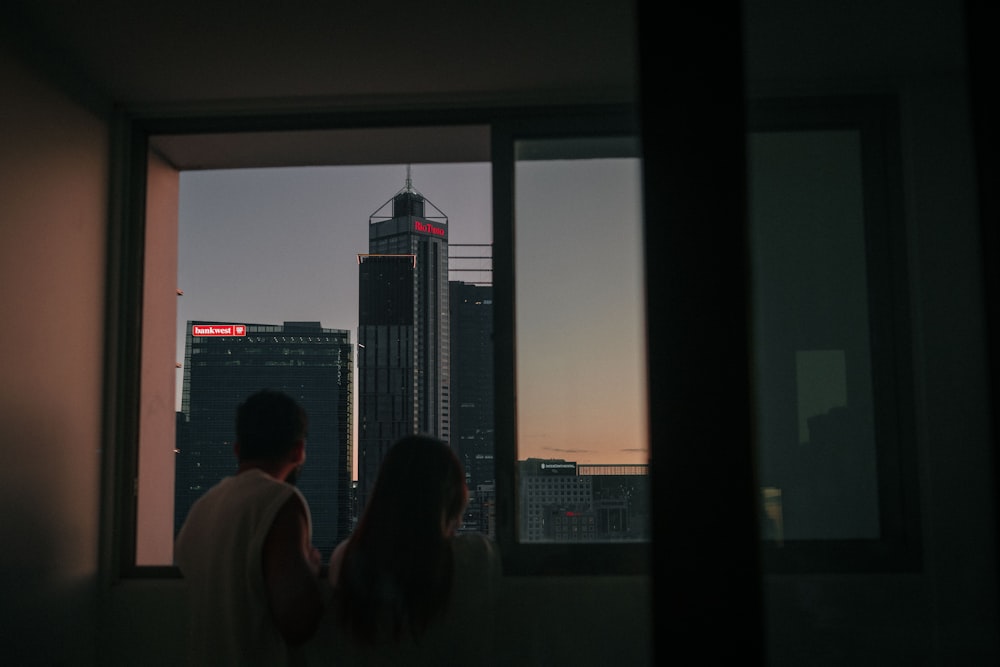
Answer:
[[0, 48, 109, 666], [497, 576, 652, 665], [102, 574, 652, 666], [903, 75, 997, 660]]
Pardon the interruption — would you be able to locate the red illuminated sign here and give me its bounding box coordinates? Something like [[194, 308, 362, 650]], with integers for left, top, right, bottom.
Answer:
[[192, 324, 247, 337], [414, 220, 445, 237]]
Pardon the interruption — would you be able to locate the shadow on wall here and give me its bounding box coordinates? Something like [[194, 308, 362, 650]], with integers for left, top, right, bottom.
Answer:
[[0, 407, 99, 666]]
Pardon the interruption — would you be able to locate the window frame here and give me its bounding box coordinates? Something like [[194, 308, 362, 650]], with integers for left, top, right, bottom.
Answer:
[[102, 104, 648, 580], [749, 95, 921, 574], [492, 110, 650, 575]]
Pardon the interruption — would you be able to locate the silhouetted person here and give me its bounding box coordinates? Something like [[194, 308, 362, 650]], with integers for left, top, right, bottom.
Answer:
[[310, 434, 501, 665], [175, 389, 326, 667]]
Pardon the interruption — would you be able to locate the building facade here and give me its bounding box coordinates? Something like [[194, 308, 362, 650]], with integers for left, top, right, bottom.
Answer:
[[450, 281, 495, 536], [174, 321, 353, 553], [519, 459, 649, 542], [357, 178, 450, 509]]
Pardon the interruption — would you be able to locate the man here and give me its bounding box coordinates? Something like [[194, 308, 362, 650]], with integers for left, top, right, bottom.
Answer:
[[175, 389, 326, 666]]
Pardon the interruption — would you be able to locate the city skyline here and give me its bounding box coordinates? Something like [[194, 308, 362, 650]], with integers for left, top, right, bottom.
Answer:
[[176, 160, 648, 473]]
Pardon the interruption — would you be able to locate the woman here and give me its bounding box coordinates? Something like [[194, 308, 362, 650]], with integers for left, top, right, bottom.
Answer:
[[317, 435, 501, 665]]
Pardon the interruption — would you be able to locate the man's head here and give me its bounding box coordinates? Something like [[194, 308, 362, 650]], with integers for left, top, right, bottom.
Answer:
[[235, 390, 308, 467]]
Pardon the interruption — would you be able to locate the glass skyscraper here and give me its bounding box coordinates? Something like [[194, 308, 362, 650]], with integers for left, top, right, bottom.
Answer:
[[357, 176, 450, 510], [174, 320, 353, 553], [450, 281, 495, 535]]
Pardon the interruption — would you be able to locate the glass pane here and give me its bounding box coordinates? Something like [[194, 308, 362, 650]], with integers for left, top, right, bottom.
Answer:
[[749, 130, 881, 541], [514, 137, 648, 543], [137, 158, 493, 564]]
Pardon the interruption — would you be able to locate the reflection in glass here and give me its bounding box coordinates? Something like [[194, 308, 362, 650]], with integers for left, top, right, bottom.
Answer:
[[750, 130, 881, 541]]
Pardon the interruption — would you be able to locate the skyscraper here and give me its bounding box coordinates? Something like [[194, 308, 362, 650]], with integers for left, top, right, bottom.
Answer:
[[450, 281, 495, 534], [174, 320, 353, 553], [357, 174, 450, 509]]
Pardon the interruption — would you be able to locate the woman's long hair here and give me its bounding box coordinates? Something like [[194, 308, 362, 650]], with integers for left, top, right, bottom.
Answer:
[[336, 435, 468, 644]]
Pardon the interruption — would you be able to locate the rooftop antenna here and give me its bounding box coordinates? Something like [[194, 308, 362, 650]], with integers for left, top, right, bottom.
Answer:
[[370, 164, 447, 223]]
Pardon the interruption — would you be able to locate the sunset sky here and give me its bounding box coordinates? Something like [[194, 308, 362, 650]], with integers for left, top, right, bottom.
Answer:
[[176, 159, 647, 475]]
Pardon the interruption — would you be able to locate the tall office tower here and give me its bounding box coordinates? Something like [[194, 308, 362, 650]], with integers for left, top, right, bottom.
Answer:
[[174, 321, 353, 553], [357, 174, 450, 510], [450, 281, 495, 534]]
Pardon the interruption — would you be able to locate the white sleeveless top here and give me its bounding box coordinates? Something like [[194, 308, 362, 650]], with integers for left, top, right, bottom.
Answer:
[[175, 469, 311, 667]]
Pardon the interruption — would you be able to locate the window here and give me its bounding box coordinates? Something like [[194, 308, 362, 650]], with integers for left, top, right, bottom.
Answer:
[[493, 111, 650, 574], [749, 97, 919, 572], [512, 139, 647, 546], [109, 107, 648, 577]]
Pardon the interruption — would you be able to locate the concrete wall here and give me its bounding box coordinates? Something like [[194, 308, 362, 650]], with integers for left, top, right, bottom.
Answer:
[[0, 48, 108, 666], [104, 575, 652, 666]]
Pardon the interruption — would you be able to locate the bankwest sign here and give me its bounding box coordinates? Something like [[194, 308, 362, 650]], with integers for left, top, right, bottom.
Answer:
[[192, 324, 247, 337]]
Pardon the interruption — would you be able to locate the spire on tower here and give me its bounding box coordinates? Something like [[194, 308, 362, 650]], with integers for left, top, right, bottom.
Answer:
[[369, 165, 448, 224], [405, 164, 415, 193]]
